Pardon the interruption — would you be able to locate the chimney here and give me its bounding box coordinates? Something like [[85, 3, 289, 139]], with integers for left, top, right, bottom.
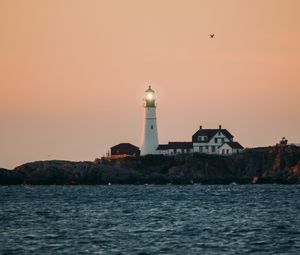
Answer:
[[219, 125, 222, 130], [200, 125, 202, 130]]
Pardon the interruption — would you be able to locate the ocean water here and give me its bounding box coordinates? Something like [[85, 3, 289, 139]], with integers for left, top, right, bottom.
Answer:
[[1, 185, 300, 255]]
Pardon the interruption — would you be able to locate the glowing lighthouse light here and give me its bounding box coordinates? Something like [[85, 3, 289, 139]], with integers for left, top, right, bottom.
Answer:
[[141, 86, 159, 155], [146, 91, 154, 100]]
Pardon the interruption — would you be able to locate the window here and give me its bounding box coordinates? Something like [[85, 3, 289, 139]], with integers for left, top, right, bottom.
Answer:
[[214, 138, 218, 143], [198, 136, 207, 141], [212, 146, 215, 152], [222, 149, 225, 154], [221, 138, 225, 143], [151, 125, 153, 130], [226, 149, 229, 154]]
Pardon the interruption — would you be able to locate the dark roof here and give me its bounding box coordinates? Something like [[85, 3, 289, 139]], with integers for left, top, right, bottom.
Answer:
[[220, 142, 244, 149], [192, 129, 233, 143], [110, 143, 139, 150], [168, 142, 193, 149], [157, 144, 169, 150], [145, 85, 154, 93], [157, 142, 193, 150]]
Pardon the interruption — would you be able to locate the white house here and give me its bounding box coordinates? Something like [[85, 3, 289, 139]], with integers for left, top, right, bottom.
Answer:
[[156, 125, 244, 156], [192, 125, 235, 154]]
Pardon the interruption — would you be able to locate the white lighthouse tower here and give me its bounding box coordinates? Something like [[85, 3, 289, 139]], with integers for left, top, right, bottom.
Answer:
[[141, 86, 159, 155]]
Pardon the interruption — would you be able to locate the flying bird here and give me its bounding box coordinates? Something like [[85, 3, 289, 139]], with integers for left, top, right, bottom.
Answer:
[[210, 34, 215, 38]]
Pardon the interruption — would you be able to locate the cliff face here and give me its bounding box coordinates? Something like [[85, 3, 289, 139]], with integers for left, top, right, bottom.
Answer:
[[109, 145, 300, 184], [0, 168, 23, 185], [1, 145, 300, 185]]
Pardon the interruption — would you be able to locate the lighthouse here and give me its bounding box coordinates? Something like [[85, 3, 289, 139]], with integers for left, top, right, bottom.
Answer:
[[141, 86, 159, 155]]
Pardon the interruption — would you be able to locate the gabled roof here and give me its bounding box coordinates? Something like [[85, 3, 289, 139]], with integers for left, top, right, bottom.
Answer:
[[157, 142, 193, 150], [192, 128, 233, 143], [111, 143, 139, 150], [219, 142, 244, 149]]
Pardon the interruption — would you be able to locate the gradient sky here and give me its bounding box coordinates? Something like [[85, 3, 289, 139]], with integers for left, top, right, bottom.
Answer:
[[1, 0, 300, 169]]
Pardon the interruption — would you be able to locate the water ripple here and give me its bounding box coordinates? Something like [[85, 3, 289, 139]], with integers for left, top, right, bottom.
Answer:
[[1, 185, 300, 254]]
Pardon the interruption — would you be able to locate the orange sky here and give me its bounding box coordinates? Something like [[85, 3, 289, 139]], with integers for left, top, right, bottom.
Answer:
[[1, 0, 300, 168]]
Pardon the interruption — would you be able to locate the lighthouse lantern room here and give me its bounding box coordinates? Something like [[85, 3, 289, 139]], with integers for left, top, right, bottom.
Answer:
[[141, 86, 159, 155]]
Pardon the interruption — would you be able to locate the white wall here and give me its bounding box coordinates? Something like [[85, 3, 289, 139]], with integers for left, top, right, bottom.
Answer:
[[218, 143, 233, 155], [157, 148, 194, 155], [157, 149, 169, 155], [141, 107, 159, 155]]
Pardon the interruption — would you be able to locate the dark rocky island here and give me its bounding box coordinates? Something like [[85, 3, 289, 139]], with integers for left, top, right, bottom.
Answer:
[[1, 145, 300, 185]]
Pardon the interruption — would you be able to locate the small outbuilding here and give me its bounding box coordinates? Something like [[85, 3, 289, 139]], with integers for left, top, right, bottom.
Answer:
[[110, 143, 140, 158]]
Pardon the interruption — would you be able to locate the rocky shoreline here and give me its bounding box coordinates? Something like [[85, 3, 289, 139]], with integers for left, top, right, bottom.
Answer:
[[1, 145, 300, 185]]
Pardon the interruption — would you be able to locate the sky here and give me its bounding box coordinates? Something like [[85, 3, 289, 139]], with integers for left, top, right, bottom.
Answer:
[[0, 0, 300, 169]]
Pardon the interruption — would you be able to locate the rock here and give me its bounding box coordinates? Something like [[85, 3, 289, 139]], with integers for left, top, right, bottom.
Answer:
[[0, 145, 300, 185], [0, 168, 23, 185]]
